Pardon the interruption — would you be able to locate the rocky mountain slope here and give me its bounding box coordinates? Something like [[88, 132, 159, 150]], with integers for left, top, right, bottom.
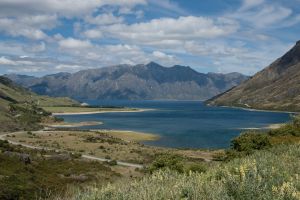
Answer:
[[207, 41, 300, 111], [6, 62, 248, 100]]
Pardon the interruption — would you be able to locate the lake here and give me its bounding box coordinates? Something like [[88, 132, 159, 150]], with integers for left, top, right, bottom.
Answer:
[[57, 100, 291, 149]]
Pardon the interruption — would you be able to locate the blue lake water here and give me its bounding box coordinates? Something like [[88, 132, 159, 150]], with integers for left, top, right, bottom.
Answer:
[[57, 100, 291, 149]]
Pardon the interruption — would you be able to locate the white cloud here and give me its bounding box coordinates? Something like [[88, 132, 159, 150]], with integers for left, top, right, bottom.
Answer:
[[148, 0, 188, 16], [59, 38, 93, 49], [231, 4, 294, 29], [94, 16, 238, 46], [240, 0, 265, 11], [85, 13, 124, 25], [152, 51, 173, 59], [83, 29, 103, 39], [0, 18, 48, 40], [24, 42, 46, 53], [0, 56, 17, 65], [0, 0, 145, 40], [0, 0, 146, 18], [55, 64, 82, 71]]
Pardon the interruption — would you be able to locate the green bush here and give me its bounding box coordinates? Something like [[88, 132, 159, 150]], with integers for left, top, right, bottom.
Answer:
[[148, 154, 184, 173], [231, 131, 271, 153], [187, 163, 207, 173], [269, 115, 300, 137], [108, 160, 117, 166]]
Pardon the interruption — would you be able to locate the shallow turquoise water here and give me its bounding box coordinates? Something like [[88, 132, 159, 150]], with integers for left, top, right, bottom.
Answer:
[[57, 100, 291, 149]]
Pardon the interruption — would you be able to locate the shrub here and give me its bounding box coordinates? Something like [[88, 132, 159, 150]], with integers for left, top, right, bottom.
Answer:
[[231, 131, 271, 153], [188, 163, 207, 173], [269, 115, 300, 137], [148, 154, 184, 173], [108, 160, 117, 166]]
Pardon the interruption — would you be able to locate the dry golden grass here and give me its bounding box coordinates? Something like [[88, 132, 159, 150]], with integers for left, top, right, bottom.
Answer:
[[5, 130, 216, 165], [5, 130, 164, 164], [92, 130, 159, 142]]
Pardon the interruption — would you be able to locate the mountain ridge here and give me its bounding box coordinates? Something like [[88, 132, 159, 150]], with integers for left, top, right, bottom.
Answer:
[[6, 62, 248, 101], [206, 41, 300, 111]]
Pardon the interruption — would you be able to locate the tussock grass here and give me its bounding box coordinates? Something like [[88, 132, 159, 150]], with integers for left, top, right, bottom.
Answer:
[[63, 144, 300, 200]]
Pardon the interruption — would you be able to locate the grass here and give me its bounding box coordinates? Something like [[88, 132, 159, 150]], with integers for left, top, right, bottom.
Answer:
[[5, 130, 212, 165], [5, 130, 157, 164], [0, 140, 121, 200], [50, 116, 300, 200], [62, 144, 300, 200], [93, 130, 160, 142], [0, 76, 79, 132]]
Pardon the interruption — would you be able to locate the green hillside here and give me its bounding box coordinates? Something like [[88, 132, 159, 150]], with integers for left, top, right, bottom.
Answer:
[[0, 76, 78, 131]]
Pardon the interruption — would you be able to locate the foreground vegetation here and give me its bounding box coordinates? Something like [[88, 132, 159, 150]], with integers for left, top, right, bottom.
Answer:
[[55, 116, 300, 200], [65, 144, 300, 200], [0, 140, 123, 200]]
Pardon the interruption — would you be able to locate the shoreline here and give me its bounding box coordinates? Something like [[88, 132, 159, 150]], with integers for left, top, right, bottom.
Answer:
[[237, 123, 285, 131], [219, 105, 298, 114], [52, 108, 155, 116]]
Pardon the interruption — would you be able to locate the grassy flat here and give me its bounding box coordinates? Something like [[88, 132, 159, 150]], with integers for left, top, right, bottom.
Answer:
[[93, 130, 160, 142], [4, 130, 215, 165]]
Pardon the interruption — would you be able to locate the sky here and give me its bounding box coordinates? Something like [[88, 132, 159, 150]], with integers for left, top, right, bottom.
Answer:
[[0, 0, 299, 76]]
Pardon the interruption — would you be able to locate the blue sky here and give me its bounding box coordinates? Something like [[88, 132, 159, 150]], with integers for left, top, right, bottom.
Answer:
[[0, 0, 299, 76]]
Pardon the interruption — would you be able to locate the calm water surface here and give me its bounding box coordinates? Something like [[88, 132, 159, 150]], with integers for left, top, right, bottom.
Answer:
[[57, 100, 291, 149]]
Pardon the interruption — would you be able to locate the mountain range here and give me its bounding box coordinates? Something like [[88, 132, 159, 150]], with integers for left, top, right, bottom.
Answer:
[[6, 62, 248, 101], [207, 40, 300, 112]]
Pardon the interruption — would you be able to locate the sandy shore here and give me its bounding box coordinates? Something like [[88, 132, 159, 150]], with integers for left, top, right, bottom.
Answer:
[[238, 123, 285, 131], [52, 108, 154, 115], [44, 121, 103, 128], [265, 123, 285, 129]]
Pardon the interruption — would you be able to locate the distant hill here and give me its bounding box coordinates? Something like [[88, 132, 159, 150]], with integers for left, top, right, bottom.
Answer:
[[0, 76, 78, 131], [6, 62, 248, 101], [207, 41, 300, 111]]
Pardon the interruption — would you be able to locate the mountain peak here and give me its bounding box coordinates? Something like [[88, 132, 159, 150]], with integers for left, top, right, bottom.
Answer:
[[275, 40, 300, 71], [146, 61, 163, 67]]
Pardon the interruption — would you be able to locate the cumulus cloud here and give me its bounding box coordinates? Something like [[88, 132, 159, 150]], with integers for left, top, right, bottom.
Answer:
[[83, 29, 103, 39], [0, 0, 146, 18], [0, 18, 48, 40], [0, 0, 145, 40], [0, 56, 17, 65], [85, 13, 124, 25], [94, 16, 238, 46], [0, 0, 299, 76], [59, 38, 93, 49]]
